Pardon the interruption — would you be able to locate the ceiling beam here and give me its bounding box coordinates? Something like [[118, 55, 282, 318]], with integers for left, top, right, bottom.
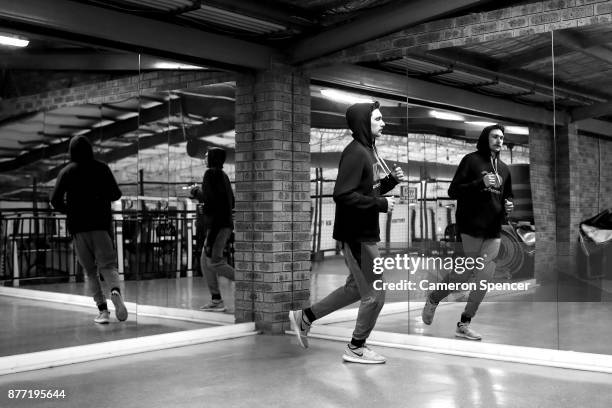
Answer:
[[571, 101, 612, 122], [42, 119, 235, 182], [418, 48, 610, 103], [500, 32, 612, 71], [203, 0, 315, 28], [0, 0, 277, 71], [291, 0, 489, 63], [0, 97, 181, 172], [309, 63, 569, 127], [498, 46, 554, 71], [0, 53, 213, 71], [554, 30, 612, 66]]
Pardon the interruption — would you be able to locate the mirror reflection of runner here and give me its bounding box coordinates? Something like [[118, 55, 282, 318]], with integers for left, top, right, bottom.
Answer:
[[289, 101, 406, 364], [51, 136, 127, 325], [199, 148, 235, 312], [422, 124, 514, 340]]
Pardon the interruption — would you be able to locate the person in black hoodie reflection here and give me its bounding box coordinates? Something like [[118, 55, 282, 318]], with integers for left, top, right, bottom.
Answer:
[[51, 135, 127, 324], [199, 147, 235, 312], [289, 101, 406, 364], [421, 124, 514, 340]]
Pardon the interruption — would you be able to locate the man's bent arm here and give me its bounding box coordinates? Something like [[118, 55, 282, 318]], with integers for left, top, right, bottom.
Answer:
[[448, 156, 483, 199], [333, 154, 388, 211]]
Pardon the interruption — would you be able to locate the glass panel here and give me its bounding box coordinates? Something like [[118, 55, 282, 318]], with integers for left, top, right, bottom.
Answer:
[[309, 85, 410, 335], [136, 65, 172, 309], [553, 25, 612, 355], [136, 63, 236, 313], [0, 33, 140, 354], [403, 32, 558, 349]]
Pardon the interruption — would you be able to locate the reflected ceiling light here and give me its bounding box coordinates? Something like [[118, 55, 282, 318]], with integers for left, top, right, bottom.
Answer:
[[505, 125, 529, 135], [465, 121, 496, 127], [320, 89, 374, 104], [0, 33, 29, 47], [153, 62, 205, 70], [429, 110, 464, 121]]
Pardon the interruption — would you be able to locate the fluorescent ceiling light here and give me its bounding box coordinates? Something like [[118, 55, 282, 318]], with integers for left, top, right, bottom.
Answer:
[[465, 121, 496, 127], [0, 34, 29, 47], [153, 62, 205, 70], [429, 110, 464, 121], [320, 89, 374, 104], [505, 126, 529, 135]]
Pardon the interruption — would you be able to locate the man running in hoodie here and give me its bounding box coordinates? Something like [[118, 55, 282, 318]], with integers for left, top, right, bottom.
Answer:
[[199, 147, 235, 312], [51, 135, 127, 324], [421, 124, 513, 340], [289, 101, 406, 364]]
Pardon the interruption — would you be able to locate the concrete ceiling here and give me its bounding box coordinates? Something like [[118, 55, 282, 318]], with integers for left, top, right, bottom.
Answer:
[[2, 0, 612, 200]]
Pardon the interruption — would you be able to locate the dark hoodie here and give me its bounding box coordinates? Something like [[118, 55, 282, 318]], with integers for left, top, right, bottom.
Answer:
[[51, 136, 122, 234], [448, 125, 513, 238], [202, 148, 234, 229], [332, 102, 398, 243]]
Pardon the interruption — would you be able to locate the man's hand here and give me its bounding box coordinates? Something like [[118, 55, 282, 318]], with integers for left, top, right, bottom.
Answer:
[[483, 172, 497, 187], [505, 199, 514, 213], [386, 196, 395, 212], [392, 166, 407, 182]]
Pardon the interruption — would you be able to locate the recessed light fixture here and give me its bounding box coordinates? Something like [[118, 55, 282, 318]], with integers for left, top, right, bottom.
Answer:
[[465, 121, 496, 127], [0, 33, 29, 47], [153, 62, 205, 70], [320, 89, 374, 104], [429, 110, 464, 121], [505, 125, 529, 135]]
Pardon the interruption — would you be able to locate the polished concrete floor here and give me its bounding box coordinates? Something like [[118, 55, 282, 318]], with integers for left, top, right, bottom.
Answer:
[[5, 254, 612, 356], [0, 297, 211, 357], [25, 276, 236, 312], [336, 300, 612, 354], [1, 335, 611, 408]]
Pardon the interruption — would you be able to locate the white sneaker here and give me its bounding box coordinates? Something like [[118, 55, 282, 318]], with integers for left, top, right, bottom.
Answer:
[[94, 310, 110, 324], [342, 344, 386, 364], [288, 310, 310, 349], [200, 300, 226, 312], [455, 322, 482, 340], [111, 290, 128, 322]]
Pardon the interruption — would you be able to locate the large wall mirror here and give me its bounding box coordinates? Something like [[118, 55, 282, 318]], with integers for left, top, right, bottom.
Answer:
[[308, 30, 562, 350], [0, 30, 236, 357], [552, 24, 612, 355]]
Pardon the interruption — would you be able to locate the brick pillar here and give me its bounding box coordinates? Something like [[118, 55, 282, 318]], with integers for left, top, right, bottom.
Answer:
[[555, 124, 580, 276], [529, 126, 557, 283], [233, 62, 311, 334]]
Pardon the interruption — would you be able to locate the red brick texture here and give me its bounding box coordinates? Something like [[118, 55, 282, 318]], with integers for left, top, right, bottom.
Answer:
[[234, 62, 311, 334]]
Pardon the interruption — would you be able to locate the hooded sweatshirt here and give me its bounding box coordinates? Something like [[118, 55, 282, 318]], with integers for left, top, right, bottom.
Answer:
[[51, 136, 122, 234], [202, 147, 234, 229], [448, 129, 513, 238], [332, 103, 398, 243]]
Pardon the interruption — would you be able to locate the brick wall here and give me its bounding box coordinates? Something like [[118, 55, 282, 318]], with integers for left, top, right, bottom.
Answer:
[[555, 125, 580, 275], [529, 126, 557, 282], [315, 0, 612, 65], [234, 62, 311, 334], [531, 123, 612, 280]]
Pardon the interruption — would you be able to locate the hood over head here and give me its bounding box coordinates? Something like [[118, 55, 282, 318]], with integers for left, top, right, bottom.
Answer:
[[476, 124, 505, 157], [345, 101, 380, 148], [69, 135, 94, 163], [207, 147, 226, 168]]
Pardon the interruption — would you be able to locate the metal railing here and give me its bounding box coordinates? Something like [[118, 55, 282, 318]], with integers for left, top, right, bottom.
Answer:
[[0, 208, 204, 286]]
